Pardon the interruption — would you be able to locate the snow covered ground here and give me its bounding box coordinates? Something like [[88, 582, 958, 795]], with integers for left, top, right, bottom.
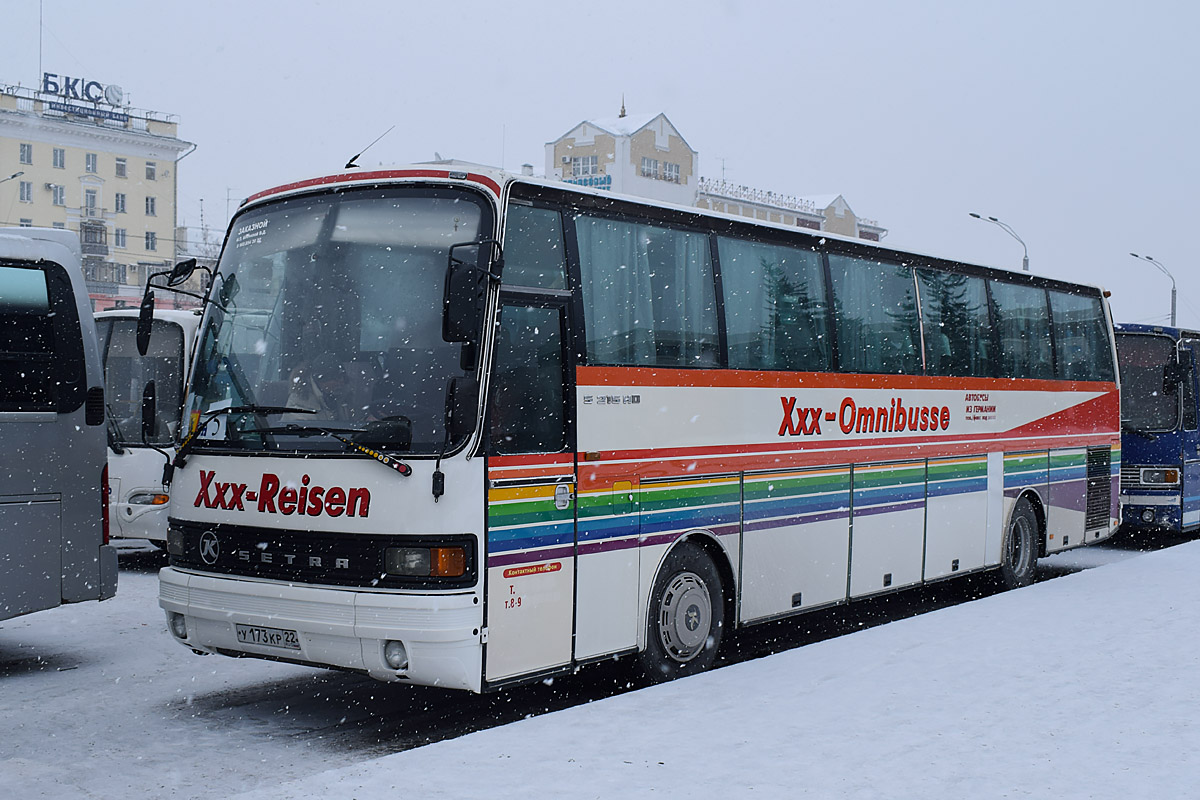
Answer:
[[1, 538, 1193, 799]]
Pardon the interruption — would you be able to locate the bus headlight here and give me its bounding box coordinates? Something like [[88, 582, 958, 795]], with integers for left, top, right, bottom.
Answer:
[[167, 527, 185, 556], [129, 492, 170, 505], [385, 546, 466, 578], [1141, 468, 1180, 486]]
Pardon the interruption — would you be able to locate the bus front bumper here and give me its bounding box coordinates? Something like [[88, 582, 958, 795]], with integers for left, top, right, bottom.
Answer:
[[158, 567, 483, 691], [1120, 493, 1182, 533]]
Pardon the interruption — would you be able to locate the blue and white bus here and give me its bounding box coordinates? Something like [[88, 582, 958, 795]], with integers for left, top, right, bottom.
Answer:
[[1114, 322, 1200, 536]]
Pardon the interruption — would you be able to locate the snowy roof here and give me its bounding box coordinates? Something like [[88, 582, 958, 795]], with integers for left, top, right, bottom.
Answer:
[[583, 112, 662, 137]]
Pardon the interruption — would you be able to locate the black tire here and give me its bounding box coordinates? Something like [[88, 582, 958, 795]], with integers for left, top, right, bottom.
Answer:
[[999, 496, 1039, 589], [638, 541, 725, 683]]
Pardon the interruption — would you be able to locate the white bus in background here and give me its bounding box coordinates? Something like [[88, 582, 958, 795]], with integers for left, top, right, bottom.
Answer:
[[0, 227, 117, 620], [95, 308, 200, 546]]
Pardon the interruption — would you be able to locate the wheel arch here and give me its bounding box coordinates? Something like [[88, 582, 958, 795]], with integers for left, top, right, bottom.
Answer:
[[1015, 489, 1049, 556]]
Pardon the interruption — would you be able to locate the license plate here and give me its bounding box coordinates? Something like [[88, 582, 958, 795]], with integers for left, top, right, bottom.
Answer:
[[235, 624, 300, 650]]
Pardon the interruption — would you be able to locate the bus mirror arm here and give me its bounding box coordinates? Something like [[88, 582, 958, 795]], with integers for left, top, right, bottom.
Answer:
[[139, 381, 176, 487], [136, 263, 227, 356]]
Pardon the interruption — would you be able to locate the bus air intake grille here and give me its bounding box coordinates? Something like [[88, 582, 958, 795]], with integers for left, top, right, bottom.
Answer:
[[1085, 447, 1112, 530]]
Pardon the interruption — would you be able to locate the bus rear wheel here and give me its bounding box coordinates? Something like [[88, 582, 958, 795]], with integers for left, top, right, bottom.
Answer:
[[999, 496, 1039, 589], [638, 541, 725, 683]]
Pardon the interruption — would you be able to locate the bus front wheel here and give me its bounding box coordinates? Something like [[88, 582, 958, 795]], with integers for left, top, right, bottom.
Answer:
[[638, 541, 725, 683], [999, 497, 1039, 589]]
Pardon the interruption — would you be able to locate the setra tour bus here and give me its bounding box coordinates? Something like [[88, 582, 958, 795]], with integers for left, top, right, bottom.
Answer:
[[1113, 322, 1200, 536], [150, 166, 1120, 691], [96, 307, 200, 546], [1, 226, 117, 621]]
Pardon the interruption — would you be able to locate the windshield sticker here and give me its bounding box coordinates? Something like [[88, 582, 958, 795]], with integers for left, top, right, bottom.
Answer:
[[197, 399, 232, 439], [234, 219, 269, 249]]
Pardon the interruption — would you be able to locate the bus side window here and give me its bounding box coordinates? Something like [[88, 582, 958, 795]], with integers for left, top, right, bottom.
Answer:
[[503, 204, 567, 290], [0, 265, 56, 412], [1182, 351, 1197, 431]]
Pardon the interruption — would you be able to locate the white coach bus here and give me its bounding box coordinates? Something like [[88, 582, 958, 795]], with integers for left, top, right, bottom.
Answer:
[[148, 166, 1119, 691], [1, 227, 117, 621], [96, 308, 200, 546]]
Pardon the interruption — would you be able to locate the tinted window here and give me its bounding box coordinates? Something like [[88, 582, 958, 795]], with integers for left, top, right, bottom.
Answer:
[[1049, 290, 1115, 382], [97, 317, 185, 444], [717, 237, 831, 371], [828, 254, 920, 374], [990, 281, 1054, 379], [1183, 351, 1197, 431], [576, 215, 718, 367], [503, 204, 567, 289], [917, 269, 993, 377], [490, 304, 566, 454], [0, 265, 55, 411], [1115, 333, 1178, 430]]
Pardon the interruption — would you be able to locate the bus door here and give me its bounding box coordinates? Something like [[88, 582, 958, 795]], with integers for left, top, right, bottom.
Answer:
[[1177, 342, 1200, 531], [484, 295, 575, 683]]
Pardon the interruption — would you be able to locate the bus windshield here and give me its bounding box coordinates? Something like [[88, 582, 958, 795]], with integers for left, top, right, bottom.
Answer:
[[1116, 333, 1178, 431], [188, 185, 491, 455], [97, 316, 185, 445]]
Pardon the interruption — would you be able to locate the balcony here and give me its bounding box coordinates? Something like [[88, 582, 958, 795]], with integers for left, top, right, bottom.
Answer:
[[79, 220, 109, 257]]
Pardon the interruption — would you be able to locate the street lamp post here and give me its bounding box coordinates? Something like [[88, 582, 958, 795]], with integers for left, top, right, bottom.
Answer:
[[969, 212, 1029, 271], [1130, 253, 1177, 327], [0, 170, 24, 185]]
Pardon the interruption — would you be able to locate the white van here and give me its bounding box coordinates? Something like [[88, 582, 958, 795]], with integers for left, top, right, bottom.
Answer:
[[0, 227, 117, 620], [95, 308, 200, 545]]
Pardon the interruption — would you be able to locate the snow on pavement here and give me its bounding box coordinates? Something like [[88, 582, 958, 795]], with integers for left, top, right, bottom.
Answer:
[[235, 541, 1200, 800]]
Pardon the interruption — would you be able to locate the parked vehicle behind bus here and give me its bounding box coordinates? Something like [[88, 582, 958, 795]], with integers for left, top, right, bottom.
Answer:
[[1114, 322, 1200, 536], [147, 166, 1120, 692], [96, 308, 200, 546], [0, 227, 117, 621]]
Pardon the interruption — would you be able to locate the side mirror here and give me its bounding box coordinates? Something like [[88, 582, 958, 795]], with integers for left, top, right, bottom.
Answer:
[[218, 272, 240, 306], [442, 240, 500, 344], [136, 290, 155, 356], [1164, 360, 1188, 394], [167, 258, 197, 287], [446, 376, 480, 444], [141, 381, 158, 442]]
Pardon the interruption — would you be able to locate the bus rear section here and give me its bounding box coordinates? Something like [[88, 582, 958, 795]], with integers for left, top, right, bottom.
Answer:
[[96, 308, 200, 545], [1115, 323, 1200, 536], [0, 227, 117, 621]]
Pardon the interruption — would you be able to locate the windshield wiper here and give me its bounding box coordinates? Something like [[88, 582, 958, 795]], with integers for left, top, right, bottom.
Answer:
[[170, 405, 317, 479], [252, 423, 413, 477]]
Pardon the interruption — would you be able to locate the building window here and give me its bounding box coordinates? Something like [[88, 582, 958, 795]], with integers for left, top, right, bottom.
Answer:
[[52, 222, 65, 229], [114, 193, 127, 214], [145, 196, 156, 216], [663, 162, 680, 183], [53, 148, 65, 169], [51, 185, 65, 206], [145, 162, 157, 181], [640, 157, 659, 178], [114, 228, 127, 248], [145, 231, 157, 251], [19, 180, 32, 202], [19, 143, 32, 165], [115, 157, 127, 178], [85, 153, 98, 173], [19, 218, 32, 227], [84, 189, 98, 216], [571, 155, 598, 177]]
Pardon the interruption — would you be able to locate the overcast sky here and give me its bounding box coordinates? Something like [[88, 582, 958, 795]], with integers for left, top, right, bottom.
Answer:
[[5, 0, 1196, 327]]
